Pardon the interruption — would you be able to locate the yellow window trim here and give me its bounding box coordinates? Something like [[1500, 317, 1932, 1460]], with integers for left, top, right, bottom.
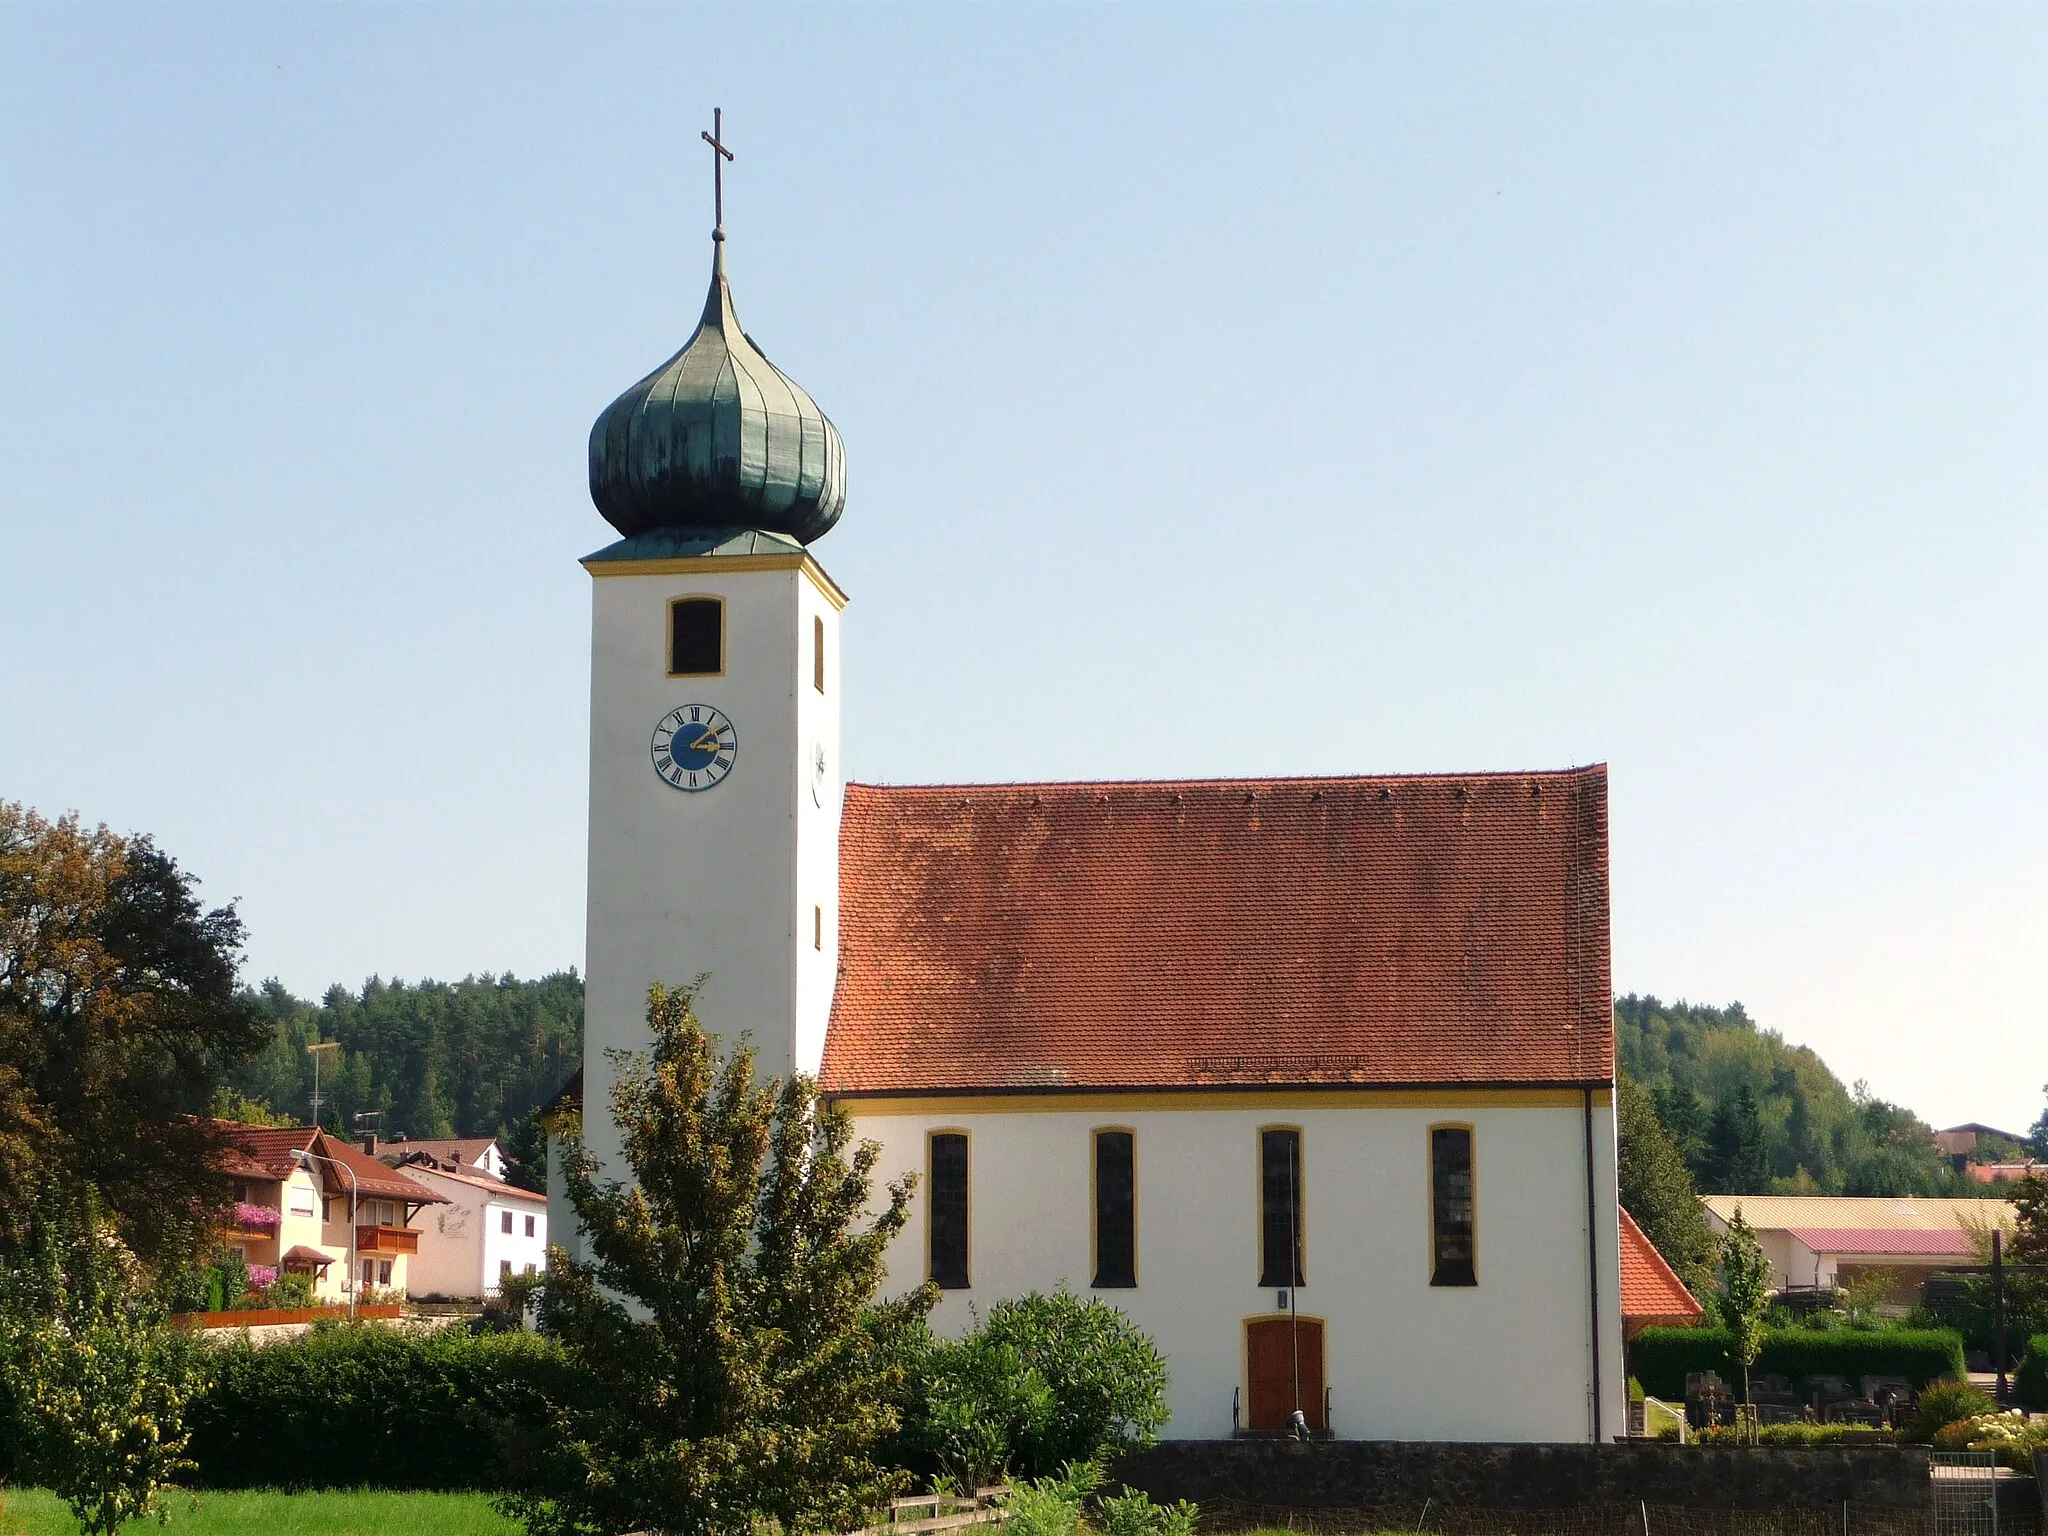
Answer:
[[1089, 1126, 1139, 1289], [1427, 1120, 1479, 1288], [666, 594, 726, 679], [926, 1127, 971, 1290], [1256, 1123, 1306, 1288]]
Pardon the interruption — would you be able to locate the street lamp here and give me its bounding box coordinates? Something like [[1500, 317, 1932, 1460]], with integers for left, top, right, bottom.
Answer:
[[292, 1144, 357, 1321]]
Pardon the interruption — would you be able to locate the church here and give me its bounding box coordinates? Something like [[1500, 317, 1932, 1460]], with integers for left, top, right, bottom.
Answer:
[[552, 130, 1627, 1445]]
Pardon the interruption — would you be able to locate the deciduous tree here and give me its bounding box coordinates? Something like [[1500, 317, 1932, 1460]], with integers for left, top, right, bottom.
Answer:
[[0, 803, 267, 1262], [1717, 1208, 1774, 1407], [513, 982, 932, 1536], [0, 1185, 203, 1536]]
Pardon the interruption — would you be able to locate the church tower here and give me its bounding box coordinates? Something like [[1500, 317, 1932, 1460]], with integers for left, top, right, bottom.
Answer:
[[579, 114, 847, 1175]]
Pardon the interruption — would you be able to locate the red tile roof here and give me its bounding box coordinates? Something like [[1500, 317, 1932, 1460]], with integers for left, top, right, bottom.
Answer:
[[820, 767, 1611, 1094], [1783, 1228, 1977, 1257], [1620, 1208, 1704, 1327], [216, 1124, 446, 1205]]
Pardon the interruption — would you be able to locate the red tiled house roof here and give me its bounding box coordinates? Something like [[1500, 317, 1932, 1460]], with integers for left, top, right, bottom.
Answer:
[[820, 767, 1611, 1095], [1619, 1208, 1703, 1334], [217, 1123, 446, 1205]]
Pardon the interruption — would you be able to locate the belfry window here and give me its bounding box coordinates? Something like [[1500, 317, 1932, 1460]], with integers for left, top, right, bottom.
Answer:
[[1092, 1129, 1136, 1288], [813, 615, 826, 693], [669, 597, 723, 677], [929, 1132, 970, 1289], [1430, 1125, 1477, 1286], [1258, 1128, 1305, 1287]]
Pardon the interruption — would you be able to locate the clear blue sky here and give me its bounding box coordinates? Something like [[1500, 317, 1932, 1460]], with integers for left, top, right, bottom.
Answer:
[[3, 6, 2043, 1132]]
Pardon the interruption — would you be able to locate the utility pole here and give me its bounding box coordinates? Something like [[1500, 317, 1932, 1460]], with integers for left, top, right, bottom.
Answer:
[[306, 1040, 340, 1129]]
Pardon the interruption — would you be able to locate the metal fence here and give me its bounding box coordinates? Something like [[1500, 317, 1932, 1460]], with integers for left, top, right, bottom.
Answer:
[[1930, 1453, 2002, 1536]]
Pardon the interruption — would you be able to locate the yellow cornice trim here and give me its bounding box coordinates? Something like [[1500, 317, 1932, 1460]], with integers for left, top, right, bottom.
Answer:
[[830, 1087, 1611, 1116], [582, 551, 850, 611]]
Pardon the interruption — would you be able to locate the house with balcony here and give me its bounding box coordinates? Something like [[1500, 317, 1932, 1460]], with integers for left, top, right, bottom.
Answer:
[[218, 1124, 447, 1302]]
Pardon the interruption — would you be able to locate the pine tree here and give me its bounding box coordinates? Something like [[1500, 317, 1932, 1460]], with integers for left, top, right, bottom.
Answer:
[[1616, 1074, 1717, 1297], [512, 982, 934, 1536], [1704, 1086, 1770, 1194]]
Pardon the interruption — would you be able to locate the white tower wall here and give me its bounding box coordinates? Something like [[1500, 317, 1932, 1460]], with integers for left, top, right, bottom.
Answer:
[[582, 551, 846, 1175]]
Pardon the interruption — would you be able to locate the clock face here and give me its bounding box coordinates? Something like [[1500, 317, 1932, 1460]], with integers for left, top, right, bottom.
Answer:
[[810, 739, 829, 807], [652, 705, 736, 793]]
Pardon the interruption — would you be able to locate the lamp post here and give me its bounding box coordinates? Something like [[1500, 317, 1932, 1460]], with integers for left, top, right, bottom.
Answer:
[[292, 1144, 357, 1321]]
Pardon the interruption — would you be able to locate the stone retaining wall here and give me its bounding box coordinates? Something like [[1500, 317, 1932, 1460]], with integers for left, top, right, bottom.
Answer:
[[1114, 1441, 1934, 1514]]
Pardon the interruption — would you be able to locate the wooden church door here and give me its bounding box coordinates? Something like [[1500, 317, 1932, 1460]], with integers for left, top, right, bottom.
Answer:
[[1245, 1316, 1325, 1433]]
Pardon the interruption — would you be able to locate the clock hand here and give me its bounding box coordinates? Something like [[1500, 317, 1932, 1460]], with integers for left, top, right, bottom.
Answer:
[[687, 728, 723, 754]]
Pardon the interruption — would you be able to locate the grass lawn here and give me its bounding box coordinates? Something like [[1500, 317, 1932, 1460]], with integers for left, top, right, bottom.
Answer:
[[0, 1488, 521, 1536]]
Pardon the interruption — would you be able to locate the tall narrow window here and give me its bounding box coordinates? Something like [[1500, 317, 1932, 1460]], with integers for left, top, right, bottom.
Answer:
[[813, 615, 826, 693], [814, 905, 823, 951], [669, 597, 723, 676], [929, 1132, 970, 1289], [1092, 1129, 1136, 1288], [1430, 1125, 1477, 1286], [1258, 1128, 1305, 1287]]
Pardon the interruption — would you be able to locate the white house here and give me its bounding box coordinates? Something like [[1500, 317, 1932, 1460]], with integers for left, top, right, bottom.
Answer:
[[1700, 1195, 2011, 1305], [402, 1163, 549, 1299], [374, 1135, 509, 1182], [555, 207, 1627, 1443]]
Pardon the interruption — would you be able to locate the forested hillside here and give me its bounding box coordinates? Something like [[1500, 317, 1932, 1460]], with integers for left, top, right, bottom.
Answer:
[[219, 974, 2025, 1204], [226, 972, 582, 1143], [1617, 994, 1995, 1198]]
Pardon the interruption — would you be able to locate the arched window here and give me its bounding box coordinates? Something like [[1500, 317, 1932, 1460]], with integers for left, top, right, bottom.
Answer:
[[668, 596, 723, 677], [928, 1131, 970, 1289], [1258, 1127, 1305, 1287], [1092, 1129, 1136, 1288], [1430, 1124, 1477, 1286]]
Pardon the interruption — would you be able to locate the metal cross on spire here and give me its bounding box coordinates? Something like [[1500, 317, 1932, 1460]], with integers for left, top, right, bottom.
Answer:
[[701, 107, 735, 233]]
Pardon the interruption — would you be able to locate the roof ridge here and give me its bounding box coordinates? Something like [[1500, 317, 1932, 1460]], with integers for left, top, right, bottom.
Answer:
[[847, 766, 1606, 795]]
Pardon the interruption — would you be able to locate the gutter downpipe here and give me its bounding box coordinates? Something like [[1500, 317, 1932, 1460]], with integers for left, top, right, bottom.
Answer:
[[1584, 1085, 1604, 1445]]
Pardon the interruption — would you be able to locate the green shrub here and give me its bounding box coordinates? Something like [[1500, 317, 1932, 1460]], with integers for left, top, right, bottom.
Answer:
[[1933, 1410, 2048, 1473], [1695, 1423, 1895, 1447], [2017, 1334, 2047, 1410], [1098, 1487, 1200, 1536], [184, 1324, 583, 1489], [1002, 1461, 1102, 1536], [889, 1290, 1170, 1485], [1906, 1379, 1995, 1444], [1628, 1326, 1966, 1401]]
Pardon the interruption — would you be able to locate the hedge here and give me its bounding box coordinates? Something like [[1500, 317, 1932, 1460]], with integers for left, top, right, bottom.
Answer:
[[184, 1324, 584, 1489], [1628, 1327, 1966, 1401], [2019, 1334, 2048, 1410]]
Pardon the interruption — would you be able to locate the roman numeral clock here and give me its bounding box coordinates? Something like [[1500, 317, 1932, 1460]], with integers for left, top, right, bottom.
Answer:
[[576, 105, 851, 1155], [652, 704, 736, 792]]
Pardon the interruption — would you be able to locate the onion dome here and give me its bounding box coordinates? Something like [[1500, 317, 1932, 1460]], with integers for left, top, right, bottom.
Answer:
[[589, 233, 846, 545]]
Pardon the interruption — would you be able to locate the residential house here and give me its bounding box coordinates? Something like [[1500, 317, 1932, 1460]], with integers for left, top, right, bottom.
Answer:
[[1619, 1209, 1704, 1340], [400, 1161, 549, 1299], [368, 1134, 508, 1181], [1700, 1194, 2013, 1306], [1933, 1123, 2030, 1172], [218, 1124, 448, 1302]]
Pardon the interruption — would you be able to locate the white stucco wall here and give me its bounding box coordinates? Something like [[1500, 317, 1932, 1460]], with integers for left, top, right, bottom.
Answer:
[[583, 555, 845, 1180], [850, 1094, 1627, 1444], [405, 1167, 549, 1298]]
